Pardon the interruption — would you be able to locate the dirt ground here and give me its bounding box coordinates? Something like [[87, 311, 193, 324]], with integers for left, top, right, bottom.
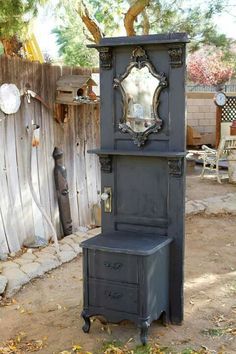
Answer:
[[186, 164, 236, 200], [0, 168, 236, 354]]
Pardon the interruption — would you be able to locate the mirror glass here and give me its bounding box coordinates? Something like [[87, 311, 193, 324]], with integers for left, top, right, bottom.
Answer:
[[121, 66, 160, 133]]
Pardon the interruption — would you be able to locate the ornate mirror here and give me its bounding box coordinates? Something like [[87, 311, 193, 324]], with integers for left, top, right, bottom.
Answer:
[[114, 47, 168, 147]]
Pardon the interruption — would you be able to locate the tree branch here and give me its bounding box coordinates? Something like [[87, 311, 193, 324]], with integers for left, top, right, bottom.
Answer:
[[82, 27, 96, 43], [124, 0, 150, 36], [142, 8, 150, 35], [1, 36, 22, 57], [77, 0, 103, 44]]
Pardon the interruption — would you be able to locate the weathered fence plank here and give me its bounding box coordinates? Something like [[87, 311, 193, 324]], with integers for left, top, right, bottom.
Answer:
[[0, 56, 101, 253]]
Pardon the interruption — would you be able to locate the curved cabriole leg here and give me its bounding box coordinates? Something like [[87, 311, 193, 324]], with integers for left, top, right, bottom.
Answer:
[[81, 310, 91, 333], [140, 320, 149, 345]]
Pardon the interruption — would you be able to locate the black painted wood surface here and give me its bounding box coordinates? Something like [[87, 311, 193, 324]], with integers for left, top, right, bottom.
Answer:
[[81, 33, 187, 344]]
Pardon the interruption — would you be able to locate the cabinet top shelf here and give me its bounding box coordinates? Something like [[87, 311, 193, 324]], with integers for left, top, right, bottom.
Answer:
[[80, 231, 173, 256], [88, 33, 189, 48], [88, 149, 186, 158]]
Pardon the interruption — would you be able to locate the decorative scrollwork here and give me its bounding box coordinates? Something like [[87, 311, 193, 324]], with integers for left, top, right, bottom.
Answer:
[[168, 158, 183, 177], [99, 154, 112, 173], [168, 47, 183, 68], [99, 47, 112, 70], [114, 46, 168, 147]]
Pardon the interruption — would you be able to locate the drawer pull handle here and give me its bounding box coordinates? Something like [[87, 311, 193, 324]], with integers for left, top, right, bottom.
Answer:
[[104, 290, 123, 300], [104, 262, 123, 270]]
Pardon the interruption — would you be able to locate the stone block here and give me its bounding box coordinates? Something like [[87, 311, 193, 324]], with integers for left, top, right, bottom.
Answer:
[[87, 227, 101, 236], [74, 231, 87, 238], [199, 105, 210, 113], [69, 243, 82, 254], [187, 105, 199, 113], [59, 250, 77, 263], [60, 236, 76, 246], [59, 243, 74, 252], [187, 118, 199, 126], [36, 254, 61, 273], [0, 253, 8, 261], [20, 262, 44, 279], [2, 261, 19, 270], [21, 252, 37, 261], [3, 268, 30, 297], [0, 275, 8, 294], [14, 258, 34, 266], [185, 201, 207, 215], [38, 245, 57, 255], [69, 235, 80, 242]]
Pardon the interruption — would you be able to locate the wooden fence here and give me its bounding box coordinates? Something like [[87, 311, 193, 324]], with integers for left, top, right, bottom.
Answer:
[[0, 56, 100, 254]]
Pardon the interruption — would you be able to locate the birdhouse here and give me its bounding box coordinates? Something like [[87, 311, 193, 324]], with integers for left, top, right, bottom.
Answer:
[[56, 75, 98, 105]]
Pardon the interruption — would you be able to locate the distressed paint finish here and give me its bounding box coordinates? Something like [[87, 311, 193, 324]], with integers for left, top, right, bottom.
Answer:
[[82, 33, 188, 343]]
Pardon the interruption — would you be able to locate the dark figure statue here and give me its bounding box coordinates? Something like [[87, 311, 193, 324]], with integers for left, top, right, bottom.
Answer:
[[53, 147, 72, 236]]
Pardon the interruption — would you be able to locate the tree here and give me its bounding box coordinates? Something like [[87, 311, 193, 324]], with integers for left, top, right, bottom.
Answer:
[[187, 49, 234, 86], [0, 0, 46, 56], [53, 0, 235, 67], [53, 1, 99, 67], [77, 0, 232, 51]]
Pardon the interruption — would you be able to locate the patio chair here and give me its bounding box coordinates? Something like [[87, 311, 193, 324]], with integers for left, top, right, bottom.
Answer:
[[200, 135, 236, 183]]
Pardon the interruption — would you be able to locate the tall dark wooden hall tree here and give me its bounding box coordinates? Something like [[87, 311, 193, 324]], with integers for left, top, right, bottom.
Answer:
[[81, 33, 188, 345]]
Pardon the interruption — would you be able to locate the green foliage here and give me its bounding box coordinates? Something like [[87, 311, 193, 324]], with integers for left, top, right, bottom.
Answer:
[[88, 0, 127, 36], [54, 0, 234, 68], [53, 1, 98, 67], [0, 0, 46, 39], [53, 27, 98, 67]]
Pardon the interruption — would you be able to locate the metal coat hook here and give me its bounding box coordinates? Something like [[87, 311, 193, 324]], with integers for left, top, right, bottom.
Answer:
[[24, 86, 51, 110]]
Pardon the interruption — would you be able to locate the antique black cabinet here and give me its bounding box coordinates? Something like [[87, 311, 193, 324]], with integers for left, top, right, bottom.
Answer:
[[81, 33, 188, 344]]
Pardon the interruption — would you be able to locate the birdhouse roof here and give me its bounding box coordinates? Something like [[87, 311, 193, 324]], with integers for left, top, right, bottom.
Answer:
[[56, 75, 97, 90]]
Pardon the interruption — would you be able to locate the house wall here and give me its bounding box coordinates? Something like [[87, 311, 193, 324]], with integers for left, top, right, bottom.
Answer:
[[0, 56, 101, 254], [186, 92, 236, 146], [186, 92, 216, 135]]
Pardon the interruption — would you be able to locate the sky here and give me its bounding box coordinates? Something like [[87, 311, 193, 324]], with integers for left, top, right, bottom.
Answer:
[[34, 1, 236, 59]]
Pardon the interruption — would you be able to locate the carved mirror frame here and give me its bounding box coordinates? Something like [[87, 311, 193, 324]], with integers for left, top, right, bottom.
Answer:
[[114, 46, 168, 147]]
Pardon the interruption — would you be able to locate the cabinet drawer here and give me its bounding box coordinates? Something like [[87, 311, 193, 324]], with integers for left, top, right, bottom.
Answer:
[[88, 279, 138, 314], [88, 250, 138, 283]]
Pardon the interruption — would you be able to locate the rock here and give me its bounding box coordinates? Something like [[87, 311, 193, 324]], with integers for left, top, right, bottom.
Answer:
[[38, 245, 57, 255], [78, 226, 89, 233], [74, 231, 87, 238], [36, 254, 61, 273], [20, 262, 44, 279], [2, 268, 30, 297], [2, 261, 19, 270], [14, 258, 34, 266], [186, 193, 236, 216], [0, 275, 8, 294], [59, 243, 74, 252], [60, 236, 76, 247], [21, 252, 37, 261], [59, 250, 77, 263], [0, 253, 8, 261], [68, 243, 82, 254], [69, 235, 80, 243], [87, 227, 101, 236], [186, 200, 207, 215]]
